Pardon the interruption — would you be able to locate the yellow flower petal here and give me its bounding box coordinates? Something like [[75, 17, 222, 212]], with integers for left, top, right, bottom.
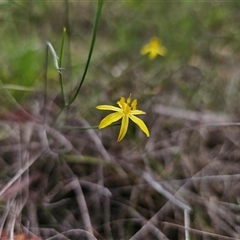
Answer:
[[140, 45, 151, 55], [96, 105, 122, 112], [129, 114, 150, 137], [141, 37, 167, 60], [149, 51, 158, 60], [157, 46, 167, 56], [131, 110, 146, 115], [117, 115, 129, 142], [99, 112, 123, 129]]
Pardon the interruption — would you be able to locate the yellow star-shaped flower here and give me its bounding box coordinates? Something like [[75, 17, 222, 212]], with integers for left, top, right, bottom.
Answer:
[[141, 37, 167, 60], [96, 95, 150, 142]]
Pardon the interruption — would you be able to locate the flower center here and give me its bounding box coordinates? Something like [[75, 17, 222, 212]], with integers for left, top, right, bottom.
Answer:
[[119, 95, 137, 114], [150, 39, 160, 51]]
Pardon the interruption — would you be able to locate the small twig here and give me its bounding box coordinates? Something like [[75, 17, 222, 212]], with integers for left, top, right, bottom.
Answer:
[[184, 209, 190, 240], [9, 216, 15, 240]]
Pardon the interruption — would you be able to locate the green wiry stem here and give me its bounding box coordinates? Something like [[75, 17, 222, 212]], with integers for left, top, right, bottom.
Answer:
[[58, 123, 120, 130], [52, 0, 103, 126], [59, 27, 67, 106], [51, 106, 66, 126], [67, 0, 103, 106]]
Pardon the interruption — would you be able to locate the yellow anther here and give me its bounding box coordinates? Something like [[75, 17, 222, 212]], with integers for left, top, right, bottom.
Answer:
[[127, 93, 132, 105], [131, 99, 137, 110]]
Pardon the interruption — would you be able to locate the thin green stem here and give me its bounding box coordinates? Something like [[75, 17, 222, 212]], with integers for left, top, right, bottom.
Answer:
[[59, 27, 67, 106], [58, 123, 120, 130], [51, 105, 66, 126], [67, 0, 103, 106], [52, 0, 103, 126], [43, 44, 49, 122], [59, 125, 99, 130]]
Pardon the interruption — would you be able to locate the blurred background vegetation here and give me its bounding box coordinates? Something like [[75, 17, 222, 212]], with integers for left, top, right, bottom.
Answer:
[[1, 1, 240, 239]]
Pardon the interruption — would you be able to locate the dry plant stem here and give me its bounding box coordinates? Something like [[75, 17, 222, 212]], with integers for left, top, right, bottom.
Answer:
[[184, 209, 190, 240], [79, 117, 111, 162], [3, 122, 34, 238], [60, 161, 94, 239], [129, 218, 168, 240], [40, 228, 62, 239], [129, 204, 175, 240], [188, 160, 240, 231], [7, 200, 23, 240], [127, 168, 191, 240], [103, 196, 112, 240], [143, 154, 190, 240], [9, 215, 15, 240], [136, 158, 238, 239], [70, 179, 93, 239], [182, 187, 240, 232], [0, 200, 12, 237], [46, 229, 97, 240], [130, 216, 168, 240], [44, 124, 73, 154], [129, 221, 169, 240], [0, 199, 16, 239], [182, 185, 240, 224], [142, 172, 191, 212], [207, 201, 237, 235], [112, 196, 168, 239], [21, 225, 42, 240], [96, 161, 104, 201], [0, 148, 45, 198], [0, 143, 37, 153], [161, 221, 238, 240], [186, 182, 237, 236], [148, 104, 236, 152], [79, 117, 128, 178], [142, 173, 191, 240], [17, 125, 31, 230], [28, 201, 40, 236], [163, 173, 240, 185], [69, 178, 110, 237], [79, 180, 112, 197], [153, 104, 230, 123]]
